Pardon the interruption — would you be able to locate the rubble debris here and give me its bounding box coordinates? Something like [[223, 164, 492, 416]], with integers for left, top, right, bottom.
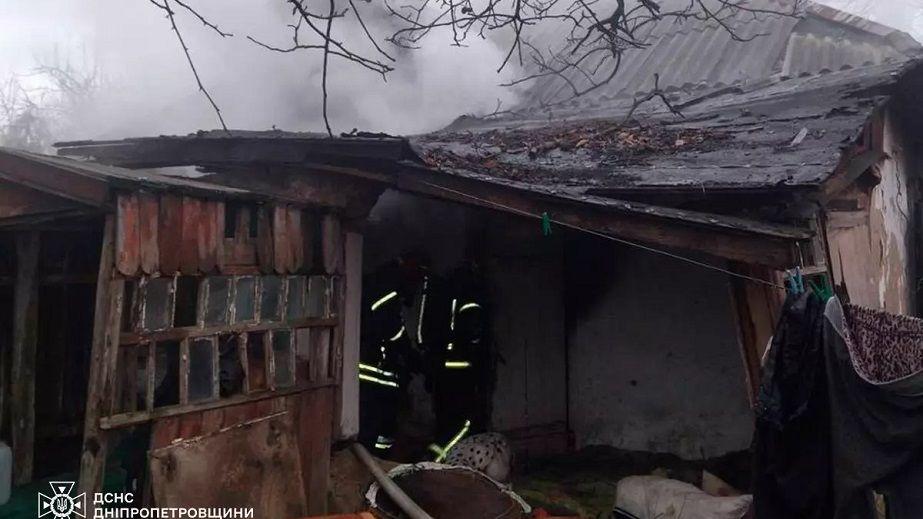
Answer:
[[420, 121, 732, 184]]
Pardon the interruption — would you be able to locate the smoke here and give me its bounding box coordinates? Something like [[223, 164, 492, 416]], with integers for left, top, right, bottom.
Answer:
[[0, 0, 520, 141]]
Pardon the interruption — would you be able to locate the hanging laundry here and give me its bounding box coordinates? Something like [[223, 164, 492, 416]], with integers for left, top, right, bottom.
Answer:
[[823, 298, 923, 519], [753, 290, 833, 519]]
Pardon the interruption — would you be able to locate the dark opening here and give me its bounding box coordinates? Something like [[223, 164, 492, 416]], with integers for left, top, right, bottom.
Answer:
[[174, 276, 199, 327], [246, 331, 267, 391]]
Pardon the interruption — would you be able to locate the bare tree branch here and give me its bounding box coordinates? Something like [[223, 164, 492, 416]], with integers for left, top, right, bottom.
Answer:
[[146, 0, 809, 133], [148, 0, 229, 131]]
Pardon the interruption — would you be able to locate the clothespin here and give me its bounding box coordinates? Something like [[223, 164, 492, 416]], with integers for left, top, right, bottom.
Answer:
[[785, 268, 805, 295], [809, 275, 834, 302], [541, 212, 553, 236]]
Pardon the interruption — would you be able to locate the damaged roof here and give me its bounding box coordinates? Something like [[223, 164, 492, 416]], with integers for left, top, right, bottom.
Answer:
[[416, 58, 921, 194], [0, 147, 306, 207]]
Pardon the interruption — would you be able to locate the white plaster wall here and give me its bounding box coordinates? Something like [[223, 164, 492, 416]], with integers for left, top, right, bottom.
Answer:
[[568, 241, 754, 460]]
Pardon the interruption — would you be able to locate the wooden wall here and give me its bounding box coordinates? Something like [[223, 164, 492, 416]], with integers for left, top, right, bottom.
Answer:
[[80, 190, 349, 517]]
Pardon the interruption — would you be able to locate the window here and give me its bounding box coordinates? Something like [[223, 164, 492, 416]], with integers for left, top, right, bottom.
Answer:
[[202, 277, 231, 326], [260, 276, 284, 322], [234, 277, 257, 323], [188, 337, 217, 402], [272, 330, 294, 388], [112, 273, 337, 421]]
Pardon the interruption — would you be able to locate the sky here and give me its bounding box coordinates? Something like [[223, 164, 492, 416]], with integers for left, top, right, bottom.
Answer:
[[0, 1, 920, 140]]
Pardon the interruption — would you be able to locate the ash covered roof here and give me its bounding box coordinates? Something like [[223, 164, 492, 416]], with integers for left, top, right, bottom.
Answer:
[[415, 58, 921, 194]]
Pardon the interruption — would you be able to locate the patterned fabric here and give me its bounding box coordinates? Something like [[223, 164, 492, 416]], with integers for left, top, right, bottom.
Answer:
[[445, 432, 512, 483], [843, 304, 923, 384]]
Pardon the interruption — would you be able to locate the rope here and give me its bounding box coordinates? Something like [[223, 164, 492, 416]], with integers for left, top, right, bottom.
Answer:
[[419, 181, 787, 290]]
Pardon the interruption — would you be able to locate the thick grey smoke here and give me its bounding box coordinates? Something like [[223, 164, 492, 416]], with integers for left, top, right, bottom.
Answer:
[[1, 1, 920, 143], [0, 0, 519, 140]]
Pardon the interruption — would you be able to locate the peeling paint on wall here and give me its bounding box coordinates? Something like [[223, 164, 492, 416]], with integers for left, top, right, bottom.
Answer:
[[828, 108, 917, 315]]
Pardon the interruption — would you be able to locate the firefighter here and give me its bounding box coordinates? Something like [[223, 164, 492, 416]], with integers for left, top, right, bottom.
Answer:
[[357, 256, 428, 455], [429, 263, 490, 461]]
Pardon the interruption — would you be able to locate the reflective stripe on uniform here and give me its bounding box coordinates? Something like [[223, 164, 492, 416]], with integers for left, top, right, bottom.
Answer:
[[359, 373, 399, 388], [375, 435, 394, 450], [444, 360, 471, 369], [389, 326, 405, 342], [458, 302, 481, 313], [417, 278, 428, 344], [359, 363, 396, 378], [430, 419, 472, 462], [371, 291, 398, 311]]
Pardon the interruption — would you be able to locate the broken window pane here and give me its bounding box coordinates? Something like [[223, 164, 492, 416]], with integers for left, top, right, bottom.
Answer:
[[117, 344, 149, 413], [260, 276, 283, 322], [174, 276, 199, 327], [143, 277, 173, 331], [306, 276, 328, 318], [272, 330, 294, 388], [121, 281, 137, 332], [295, 328, 311, 382], [286, 276, 306, 321], [188, 338, 216, 403], [154, 340, 180, 407], [203, 276, 231, 326], [328, 276, 341, 316], [247, 332, 267, 392], [218, 334, 245, 397], [234, 277, 256, 323]]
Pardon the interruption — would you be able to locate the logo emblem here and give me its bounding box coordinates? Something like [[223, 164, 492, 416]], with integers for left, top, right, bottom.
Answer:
[[38, 481, 86, 519]]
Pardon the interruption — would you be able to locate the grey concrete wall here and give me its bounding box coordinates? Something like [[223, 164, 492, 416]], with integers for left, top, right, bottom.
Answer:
[[566, 238, 754, 459]]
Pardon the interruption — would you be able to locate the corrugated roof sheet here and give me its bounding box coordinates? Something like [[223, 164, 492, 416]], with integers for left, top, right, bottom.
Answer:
[[514, 0, 918, 110]]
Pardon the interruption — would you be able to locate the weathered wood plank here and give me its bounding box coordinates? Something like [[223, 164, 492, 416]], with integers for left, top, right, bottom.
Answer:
[[288, 207, 304, 273], [11, 231, 39, 484], [273, 205, 292, 274], [214, 201, 226, 273], [321, 214, 343, 275], [149, 411, 307, 518], [180, 197, 202, 275], [299, 387, 334, 515], [138, 192, 160, 275], [728, 263, 784, 405], [158, 194, 184, 275], [256, 205, 274, 274], [116, 194, 141, 276], [0, 181, 84, 220], [302, 211, 316, 273], [337, 231, 363, 439], [198, 201, 219, 274], [0, 149, 110, 206], [78, 216, 118, 510], [397, 169, 808, 268]]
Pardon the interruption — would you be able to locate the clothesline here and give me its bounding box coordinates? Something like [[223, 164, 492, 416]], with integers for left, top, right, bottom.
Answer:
[[418, 180, 788, 290]]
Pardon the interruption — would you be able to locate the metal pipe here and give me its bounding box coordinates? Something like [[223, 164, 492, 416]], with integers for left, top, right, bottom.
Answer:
[[350, 443, 434, 519]]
